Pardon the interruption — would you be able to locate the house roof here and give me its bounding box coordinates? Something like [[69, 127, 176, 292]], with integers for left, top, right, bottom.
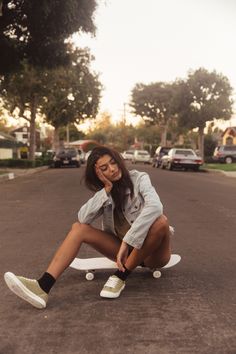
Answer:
[[221, 126, 236, 137], [67, 139, 100, 152], [0, 131, 16, 141], [11, 126, 40, 133]]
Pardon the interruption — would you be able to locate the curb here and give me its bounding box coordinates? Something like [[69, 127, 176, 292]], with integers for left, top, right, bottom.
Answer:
[[205, 168, 236, 178], [0, 166, 49, 182]]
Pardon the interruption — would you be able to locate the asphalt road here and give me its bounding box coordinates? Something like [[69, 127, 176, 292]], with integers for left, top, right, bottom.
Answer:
[[0, 164, 235, 354]]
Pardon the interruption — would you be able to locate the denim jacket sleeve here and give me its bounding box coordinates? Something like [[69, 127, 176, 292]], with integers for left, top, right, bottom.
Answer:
[[78, 188, 109, 224], [123, 173, 163, 249]]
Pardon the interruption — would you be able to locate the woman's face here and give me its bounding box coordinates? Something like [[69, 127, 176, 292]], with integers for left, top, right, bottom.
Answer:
[[96, 154, 122, 182]]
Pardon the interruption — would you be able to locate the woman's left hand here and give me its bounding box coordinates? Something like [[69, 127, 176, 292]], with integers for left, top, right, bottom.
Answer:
[[116, 241, 129, 272]]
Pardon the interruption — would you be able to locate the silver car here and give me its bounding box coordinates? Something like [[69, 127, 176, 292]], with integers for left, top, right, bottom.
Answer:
[[132, 150, 151, 164], [213, 145, 236, 164], [122, 150, 135, 160], [160, 148, 202, 171]]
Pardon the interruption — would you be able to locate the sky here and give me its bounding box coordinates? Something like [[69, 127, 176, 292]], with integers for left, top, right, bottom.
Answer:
[[74, 0, 236, 127]]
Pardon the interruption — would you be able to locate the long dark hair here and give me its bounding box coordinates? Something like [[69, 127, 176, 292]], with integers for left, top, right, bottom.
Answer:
[[85, 146, 134, 210]]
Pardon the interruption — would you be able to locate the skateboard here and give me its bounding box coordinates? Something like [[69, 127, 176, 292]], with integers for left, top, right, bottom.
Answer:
[[69, 254, 181, 280]]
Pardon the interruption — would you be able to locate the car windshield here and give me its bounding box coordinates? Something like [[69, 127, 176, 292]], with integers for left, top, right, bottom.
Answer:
[[175, 150, 194, 156]]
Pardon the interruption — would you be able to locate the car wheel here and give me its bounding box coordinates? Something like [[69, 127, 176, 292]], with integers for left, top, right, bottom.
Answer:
[[225, 156, 233, 164], [160, 162, 165, 169]]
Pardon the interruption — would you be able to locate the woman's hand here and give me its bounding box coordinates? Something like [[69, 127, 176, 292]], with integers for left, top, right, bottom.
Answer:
[[95, 165, 113, 194], [116, 241, 129, 272]]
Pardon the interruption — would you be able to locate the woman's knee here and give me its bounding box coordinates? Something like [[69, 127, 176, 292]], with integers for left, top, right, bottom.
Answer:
[[71, 222, 90, 236], [150, 215, 169, 234]]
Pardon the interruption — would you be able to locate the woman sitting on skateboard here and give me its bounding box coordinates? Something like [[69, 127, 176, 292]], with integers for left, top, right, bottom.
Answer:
[[4, 146, 172, 307]]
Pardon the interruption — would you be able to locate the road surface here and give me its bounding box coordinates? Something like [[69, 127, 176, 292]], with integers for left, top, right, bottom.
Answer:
[[0, 164, 235, 354]]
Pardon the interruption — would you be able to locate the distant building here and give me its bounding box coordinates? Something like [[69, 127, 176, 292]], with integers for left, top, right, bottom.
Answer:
[[221, 127, 236, 145], [11, 125, 41, 149], [0, 131, 21, 159], [67, 139, 100, 152]]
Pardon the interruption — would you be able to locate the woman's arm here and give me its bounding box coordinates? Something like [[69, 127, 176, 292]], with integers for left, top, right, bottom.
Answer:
[[78, 188, 109, 224], [78, 164, 113, 224], [123, 173, 163, 249]]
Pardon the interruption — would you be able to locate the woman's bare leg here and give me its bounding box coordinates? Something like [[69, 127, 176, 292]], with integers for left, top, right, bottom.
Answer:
[[125, 215, 171, 271], [46, 222, 121, 279]]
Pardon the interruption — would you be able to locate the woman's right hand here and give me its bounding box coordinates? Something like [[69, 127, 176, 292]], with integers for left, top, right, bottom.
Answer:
[[95, 165, 113, 194]]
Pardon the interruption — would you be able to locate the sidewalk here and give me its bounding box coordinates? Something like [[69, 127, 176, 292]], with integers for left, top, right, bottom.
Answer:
[[0, 166, 49, 182], [206, 169, 236, 178]]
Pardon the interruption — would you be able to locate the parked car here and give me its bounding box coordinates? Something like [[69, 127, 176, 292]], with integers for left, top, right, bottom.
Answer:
[[213, 145, 236, 164], [52, 148, 81, 168], [152, 146, 172, 168], [77, 148, 86, 164], [160, 148, 202, 171], [132, 150, 151, 164], [121, 150, 135, 160]]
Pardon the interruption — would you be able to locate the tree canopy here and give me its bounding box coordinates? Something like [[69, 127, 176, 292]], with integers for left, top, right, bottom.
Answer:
[[0, 48, 102, 157], [174, 68, 233, 158], [130, 82, 175, 145], [0, 0, 97, 73]]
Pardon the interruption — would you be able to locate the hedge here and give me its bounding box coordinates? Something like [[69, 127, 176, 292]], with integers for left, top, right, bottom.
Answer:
[[0, 157, 52, 168]]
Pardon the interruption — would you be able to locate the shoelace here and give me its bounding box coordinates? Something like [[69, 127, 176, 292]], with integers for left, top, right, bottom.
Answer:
[[104, 276, 121, 289]]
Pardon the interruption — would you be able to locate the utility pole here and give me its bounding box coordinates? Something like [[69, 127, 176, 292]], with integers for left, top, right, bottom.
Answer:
[[123, 103, 127, 150], [66, 124, 70, 144]]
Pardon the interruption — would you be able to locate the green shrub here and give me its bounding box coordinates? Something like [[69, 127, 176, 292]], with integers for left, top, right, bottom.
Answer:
[[0, 158, 50, 168]]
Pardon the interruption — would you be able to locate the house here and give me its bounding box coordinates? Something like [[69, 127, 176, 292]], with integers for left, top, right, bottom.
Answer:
[[221, 127, 236, 145], [11, 125, 41, 149], [0, 131, 21, 159]]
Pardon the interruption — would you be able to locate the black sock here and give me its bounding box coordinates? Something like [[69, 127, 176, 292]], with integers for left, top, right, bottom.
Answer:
[[114, 265, 131, 281], [38, 272, 56, 294]]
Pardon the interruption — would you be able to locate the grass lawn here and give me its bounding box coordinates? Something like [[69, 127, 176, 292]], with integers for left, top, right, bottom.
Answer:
[[203, 163, 236, 171]]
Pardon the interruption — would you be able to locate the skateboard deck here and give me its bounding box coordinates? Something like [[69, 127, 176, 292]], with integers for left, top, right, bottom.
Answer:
[[70, 254, 181, 280]]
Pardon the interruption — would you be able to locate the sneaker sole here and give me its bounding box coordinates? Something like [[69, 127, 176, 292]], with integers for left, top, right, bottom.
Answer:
[[100, 283, 125, 299], [4, 272, 46, 309]]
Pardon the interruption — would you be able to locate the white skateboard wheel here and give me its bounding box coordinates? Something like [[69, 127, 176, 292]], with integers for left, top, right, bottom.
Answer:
[[153, 270, 162, 278], [85, 272, 94, 281]]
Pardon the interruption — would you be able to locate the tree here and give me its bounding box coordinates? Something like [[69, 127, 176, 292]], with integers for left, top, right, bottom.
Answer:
[[174, 68, 233, 159], [0, 0, 98, 159], [0, 49, 102, 157], [130, 82, 175, 145], [0, 0, 97, 73], [0, 61, 47, 158], [41, 49, 101, 151]]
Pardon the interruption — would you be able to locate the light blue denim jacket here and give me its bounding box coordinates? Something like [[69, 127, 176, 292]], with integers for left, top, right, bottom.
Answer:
[[78, 170, 163, 249]]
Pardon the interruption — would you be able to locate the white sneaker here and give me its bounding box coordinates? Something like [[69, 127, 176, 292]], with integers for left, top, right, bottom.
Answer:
[[4, 272, 48, 309], [100, 275, 125, 299]]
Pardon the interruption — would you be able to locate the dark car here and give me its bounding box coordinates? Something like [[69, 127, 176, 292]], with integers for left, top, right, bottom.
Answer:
[[213, 145, 236, 164], [52, 148, 81, 168], [152, 146, 172, 168]]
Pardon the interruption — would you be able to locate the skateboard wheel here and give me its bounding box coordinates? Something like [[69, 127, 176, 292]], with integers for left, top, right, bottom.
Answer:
[[153, 270, 162, 278], [85, 272, 94, 281]]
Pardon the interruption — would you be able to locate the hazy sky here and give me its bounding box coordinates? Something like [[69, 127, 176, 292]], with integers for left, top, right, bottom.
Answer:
[[74, 0, 236, 125]]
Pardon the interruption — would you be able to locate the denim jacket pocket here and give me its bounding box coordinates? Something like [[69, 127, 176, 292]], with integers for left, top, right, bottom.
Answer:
[[129, 199, 142, 214]]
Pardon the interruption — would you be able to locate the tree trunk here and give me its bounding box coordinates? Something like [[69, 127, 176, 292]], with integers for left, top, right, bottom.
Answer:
[[29, 95, 37, 160], [198, 126, 205, 162], [160, 125, 168, 146], [53, 127, 60, 153]]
